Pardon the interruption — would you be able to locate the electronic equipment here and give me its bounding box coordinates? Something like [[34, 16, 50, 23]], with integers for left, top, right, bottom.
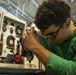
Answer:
[[0, 12, 44, 71], [0, 12, 26, 67]]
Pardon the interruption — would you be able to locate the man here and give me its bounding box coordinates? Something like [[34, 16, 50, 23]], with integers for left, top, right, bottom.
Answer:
[[22, 0, 76, 75]]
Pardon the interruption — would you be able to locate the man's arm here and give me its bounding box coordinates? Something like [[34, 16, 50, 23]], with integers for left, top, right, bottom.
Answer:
[[22, 27, 76, 75], [25, 38, 76, 75], [31, 42, 51, 66], [45, 52, 76, 75]]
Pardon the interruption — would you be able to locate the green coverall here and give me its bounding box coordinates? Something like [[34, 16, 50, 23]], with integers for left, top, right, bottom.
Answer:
[[39, 31, 76, 75]]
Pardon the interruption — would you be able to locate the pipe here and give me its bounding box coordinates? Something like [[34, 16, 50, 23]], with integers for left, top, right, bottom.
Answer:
[[31, 0, 38, 8]]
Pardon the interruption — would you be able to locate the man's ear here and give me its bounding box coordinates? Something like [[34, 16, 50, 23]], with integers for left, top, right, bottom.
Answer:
[[64, 18, 71, 28]]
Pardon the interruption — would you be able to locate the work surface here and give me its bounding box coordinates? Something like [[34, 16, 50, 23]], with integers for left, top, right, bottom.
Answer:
[[0, 63, 43, 73]]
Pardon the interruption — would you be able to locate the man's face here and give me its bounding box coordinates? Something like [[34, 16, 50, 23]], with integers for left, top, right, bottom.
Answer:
[[42, 24, 69, 45]]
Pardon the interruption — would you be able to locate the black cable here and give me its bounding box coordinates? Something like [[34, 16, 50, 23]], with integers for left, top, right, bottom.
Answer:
[[20, 37, 34, 62]]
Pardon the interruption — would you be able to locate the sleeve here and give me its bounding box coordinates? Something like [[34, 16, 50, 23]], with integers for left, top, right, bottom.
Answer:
[[45, 53, 76, 75], [36, 31, 52, 50], [40, 36, 52, 51]]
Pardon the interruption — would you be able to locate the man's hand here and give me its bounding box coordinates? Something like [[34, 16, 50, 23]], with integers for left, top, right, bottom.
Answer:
[[22, 27, 40, 51], [22, 27, 51, 66]]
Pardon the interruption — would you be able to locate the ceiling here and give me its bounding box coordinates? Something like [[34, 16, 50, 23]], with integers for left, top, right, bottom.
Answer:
[[0, 0, 76, 24]]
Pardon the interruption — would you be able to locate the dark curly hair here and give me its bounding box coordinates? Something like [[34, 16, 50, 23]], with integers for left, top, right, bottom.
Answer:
[[34, 0, 70, 31]]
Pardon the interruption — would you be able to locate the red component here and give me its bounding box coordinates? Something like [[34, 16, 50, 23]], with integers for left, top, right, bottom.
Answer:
[[14, 53, 22, 63]]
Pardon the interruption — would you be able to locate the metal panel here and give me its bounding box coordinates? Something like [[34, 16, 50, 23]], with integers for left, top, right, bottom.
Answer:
[[0, 12, 43, 73]]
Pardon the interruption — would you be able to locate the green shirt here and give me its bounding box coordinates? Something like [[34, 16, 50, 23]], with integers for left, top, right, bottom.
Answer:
[[39, 31, 76, 75]]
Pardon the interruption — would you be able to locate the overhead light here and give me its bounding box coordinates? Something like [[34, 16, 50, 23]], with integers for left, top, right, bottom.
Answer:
[[70, 0, 74, 3]]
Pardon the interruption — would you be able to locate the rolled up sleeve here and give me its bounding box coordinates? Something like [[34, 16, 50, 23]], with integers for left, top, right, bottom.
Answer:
[[45, 53, 76, 75]]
